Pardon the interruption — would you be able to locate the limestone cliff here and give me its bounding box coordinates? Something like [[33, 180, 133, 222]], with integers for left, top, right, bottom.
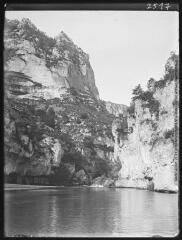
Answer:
[[104, 101, 128, 117], [4, 18, 117, 186], [4, 18, 99, 100], [112, 52, 179, 193]]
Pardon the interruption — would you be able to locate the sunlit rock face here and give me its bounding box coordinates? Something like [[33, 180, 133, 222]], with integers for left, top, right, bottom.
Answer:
[[4, 18, 99, 100], [105, 101, 128, 117], [112, 53, 179, 192], [4, 18, 116, 186]]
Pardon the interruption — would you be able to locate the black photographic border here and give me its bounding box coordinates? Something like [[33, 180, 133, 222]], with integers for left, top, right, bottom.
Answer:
[[1, 0, 180, 239]]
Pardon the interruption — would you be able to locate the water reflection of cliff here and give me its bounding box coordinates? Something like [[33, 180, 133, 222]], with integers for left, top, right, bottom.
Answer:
[[5, 188, 178, 237]]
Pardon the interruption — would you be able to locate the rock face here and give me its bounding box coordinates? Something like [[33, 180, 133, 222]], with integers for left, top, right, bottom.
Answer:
[[112, 52, 179, 192], [4, 18, 117, 186], [4, 18, 179, 192], [4, 18, 99, 100], [104, 101, 128, 117]]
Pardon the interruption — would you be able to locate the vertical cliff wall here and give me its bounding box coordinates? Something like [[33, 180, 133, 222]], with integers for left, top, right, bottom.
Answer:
[[112, 53, 179, 192], [4, 18, 117, 186]]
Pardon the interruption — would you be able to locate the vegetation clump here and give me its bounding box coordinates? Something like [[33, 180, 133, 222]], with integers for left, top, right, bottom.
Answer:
[[131, 84, 160, 118]]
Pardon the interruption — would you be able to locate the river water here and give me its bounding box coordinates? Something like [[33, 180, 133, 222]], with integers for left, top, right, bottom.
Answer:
[[4, 187, 179, 237]]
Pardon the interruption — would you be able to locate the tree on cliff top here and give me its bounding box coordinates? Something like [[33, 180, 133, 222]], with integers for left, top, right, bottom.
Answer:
[[132, 84, 144, 101]]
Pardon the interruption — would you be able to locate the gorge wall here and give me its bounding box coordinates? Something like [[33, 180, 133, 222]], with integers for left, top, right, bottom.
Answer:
[[4, 18, 118, 186], [4, 18, 178, 192], [112, 54, 179, 193]]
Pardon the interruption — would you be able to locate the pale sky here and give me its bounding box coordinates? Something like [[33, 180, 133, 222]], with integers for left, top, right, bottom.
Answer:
[[5, 11, 179, 105]]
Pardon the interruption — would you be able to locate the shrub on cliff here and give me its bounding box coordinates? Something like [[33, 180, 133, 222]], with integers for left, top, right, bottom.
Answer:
[[154, 78, 166, 89], [142, 98, 160, 118], [132, 84, 160, 118]]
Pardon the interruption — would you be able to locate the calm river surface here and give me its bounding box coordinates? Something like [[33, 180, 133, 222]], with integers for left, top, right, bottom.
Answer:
[[4, 187, 179, 237]]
